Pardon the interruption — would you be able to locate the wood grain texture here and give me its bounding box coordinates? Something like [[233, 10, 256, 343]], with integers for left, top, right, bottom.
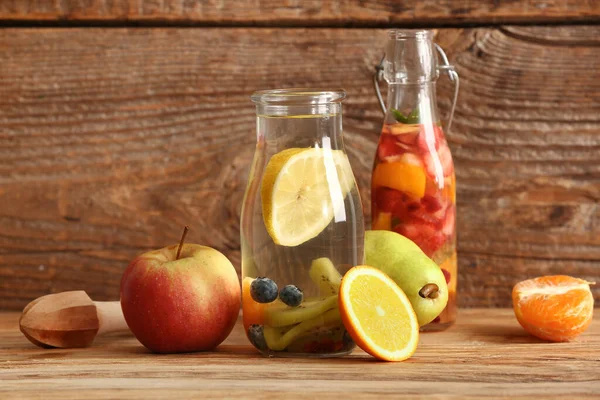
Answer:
[[0, 0, 599, 26], [1, 26, 599, 310], [1, 309, 599, 399]]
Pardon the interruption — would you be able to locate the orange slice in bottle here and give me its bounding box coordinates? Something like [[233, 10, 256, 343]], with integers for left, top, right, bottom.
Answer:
[[371, 211, 392, 231], [512, 275, 594, 342], [372, 160, 426, 199], [339, 266, 419, 361]]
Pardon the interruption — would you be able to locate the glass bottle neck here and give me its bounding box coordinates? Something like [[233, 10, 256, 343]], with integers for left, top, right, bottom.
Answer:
[[251, 88, 347, 151], [256, 105, 344, 151], [384, 30, 438, 84], [255, 103, 342, 118], [385, 83, 439, 126]]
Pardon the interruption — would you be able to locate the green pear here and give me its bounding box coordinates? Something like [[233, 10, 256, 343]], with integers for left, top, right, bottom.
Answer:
[[365, 230, 448, 326]]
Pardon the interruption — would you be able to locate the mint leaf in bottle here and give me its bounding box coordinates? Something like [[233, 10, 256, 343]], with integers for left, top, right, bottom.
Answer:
[[391, 108, 420, 124]]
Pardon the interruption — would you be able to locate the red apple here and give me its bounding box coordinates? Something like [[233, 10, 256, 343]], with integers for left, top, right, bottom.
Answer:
[[120, 243, 241, 353]]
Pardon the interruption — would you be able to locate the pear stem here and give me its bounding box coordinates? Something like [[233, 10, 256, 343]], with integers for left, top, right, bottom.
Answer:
[[419, 283, 440, 299], [175, 226, 189, 260]]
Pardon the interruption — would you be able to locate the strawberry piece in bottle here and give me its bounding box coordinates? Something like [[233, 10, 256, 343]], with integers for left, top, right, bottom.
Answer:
[[394, 221, 445, 257], [442, 205, 456, 237], [377, 134, 406, 161], [420, 194, 443, 213], [438, 143, 454, 177]]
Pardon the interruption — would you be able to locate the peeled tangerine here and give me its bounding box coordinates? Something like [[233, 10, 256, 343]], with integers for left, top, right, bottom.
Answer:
[[512, 275, 595, 342]]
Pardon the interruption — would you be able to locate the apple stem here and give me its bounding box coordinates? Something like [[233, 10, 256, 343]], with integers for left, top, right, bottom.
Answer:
[[419, 283, 440, 299], [176, 226, 189, 260]]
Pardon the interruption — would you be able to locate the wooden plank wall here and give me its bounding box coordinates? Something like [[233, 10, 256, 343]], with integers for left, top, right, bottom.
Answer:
[[1, 2, 599, 310], [1, 1, 599, 25]]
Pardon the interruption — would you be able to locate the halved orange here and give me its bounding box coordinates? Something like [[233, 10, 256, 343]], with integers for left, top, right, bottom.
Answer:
[[513, 275, 595, 342], [339, 266, 419, 361]]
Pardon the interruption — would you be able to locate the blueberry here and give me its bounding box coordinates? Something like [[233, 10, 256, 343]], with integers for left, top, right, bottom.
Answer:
[[247, 324, 267, 350], [279, 285, 303, 307], [250, 277, 278, 303]]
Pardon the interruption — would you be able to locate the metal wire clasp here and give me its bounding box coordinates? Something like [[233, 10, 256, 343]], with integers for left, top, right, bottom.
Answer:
[[373, 44, 459, 133]]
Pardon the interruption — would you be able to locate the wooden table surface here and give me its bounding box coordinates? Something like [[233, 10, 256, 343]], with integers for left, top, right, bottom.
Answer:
[[1, 309, 599, 399]]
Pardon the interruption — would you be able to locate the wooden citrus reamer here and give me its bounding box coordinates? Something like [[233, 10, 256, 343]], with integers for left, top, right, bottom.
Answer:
[[20, 291, 129, 348]]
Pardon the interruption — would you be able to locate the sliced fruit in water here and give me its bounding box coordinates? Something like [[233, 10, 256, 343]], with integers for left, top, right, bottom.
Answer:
[[389, 123, 421, 136], [416, 124, 442, 152], [339, 266, 419, 361], [393, 222, 445, 258], [441, 269, 451, 284], [441, 175, 456, 204], [242, 277, 268, 329], [263, 325, 291, 351], [371, 211, 392, 231], [423, 143, 453, 180], [420, 194, 443, 213], [373, 161, 426, 199], [242, 277, 288, 330], [377, 134, 406, 161], [374, 187, 408, 215], [264, 295, 338, 327], [441, 205, 455, 236], [438, 144, 454, 177], [512, 275, 594, 342], [309, 257, 342, 296], [261, 148, 355, 247], [437, 251, 457, 285], [264, 308, 343, 351]]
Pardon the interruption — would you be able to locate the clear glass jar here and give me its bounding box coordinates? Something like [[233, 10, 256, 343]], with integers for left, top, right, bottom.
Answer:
[[241, 88, 365, 357], [372, 30, 459, 331]]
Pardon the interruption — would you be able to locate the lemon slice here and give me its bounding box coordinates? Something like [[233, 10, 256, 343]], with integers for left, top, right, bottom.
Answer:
[[261, 147, 355, 247]]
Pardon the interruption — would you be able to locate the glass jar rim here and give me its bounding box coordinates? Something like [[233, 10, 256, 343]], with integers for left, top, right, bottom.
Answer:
[[387, 29, 433, 40], [251, 88, 346, 105]]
